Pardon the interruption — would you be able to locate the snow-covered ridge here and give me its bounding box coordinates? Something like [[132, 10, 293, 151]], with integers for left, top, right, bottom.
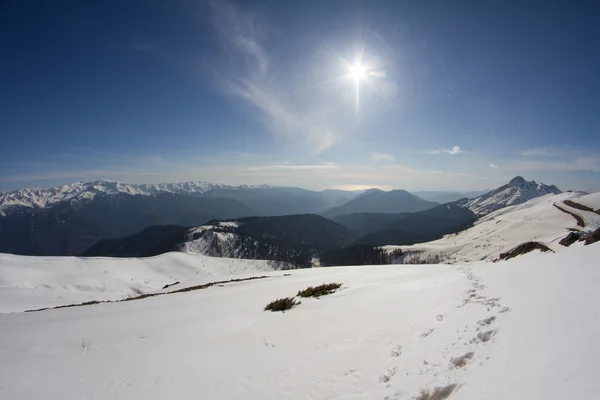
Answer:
[[385, 190, 598, 264], [0, 250, 281, 313], [465, 176, 561, 216], [183, 221, 242, 256], [0, 180, 270, 216]]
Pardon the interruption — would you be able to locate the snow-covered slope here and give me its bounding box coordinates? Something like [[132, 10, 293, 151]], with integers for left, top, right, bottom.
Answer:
[[0, 179, 268, 216], [0, 251, 280, 313], [573, 192, 600, 212], [1, 242, 599, 399], [465, 176, 561, 215], [385, 191, 598, 264], [183, 222, 241, 256]]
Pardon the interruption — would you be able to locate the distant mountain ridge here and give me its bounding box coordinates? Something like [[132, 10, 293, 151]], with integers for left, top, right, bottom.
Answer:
[[84, 215, 357, 268], [0, 180, 363, 218], [0, 179, 268, 216], [464, 176, 561, 215], [324, 189, 438, 217], [413, 190, 490, 204], [0, 193, 254, 256], [0, 176, 562, 257], [334, 204, 476, 246]]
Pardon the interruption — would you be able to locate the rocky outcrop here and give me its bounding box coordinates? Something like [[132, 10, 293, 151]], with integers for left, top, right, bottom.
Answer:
[[498, 241, 553, 261], [559, 232, 583, 247], [582, 228, 600, 246]]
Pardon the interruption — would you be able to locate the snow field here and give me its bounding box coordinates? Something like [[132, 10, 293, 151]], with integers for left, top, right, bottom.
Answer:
[[1, 244, 599, 399], [385, 192, 599, 264]]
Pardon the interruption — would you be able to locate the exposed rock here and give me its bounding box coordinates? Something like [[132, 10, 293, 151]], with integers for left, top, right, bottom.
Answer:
[[559, 232, 583, 247], [498, 241, 553, 261], [583, 228, 600, 246]]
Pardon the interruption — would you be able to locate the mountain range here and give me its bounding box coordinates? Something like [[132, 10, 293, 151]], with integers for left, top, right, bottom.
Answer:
[[82, 203, 476, 265], [0, 180, 358, 217], [0, 176, 562, 257], [84, 215, 358, 268]]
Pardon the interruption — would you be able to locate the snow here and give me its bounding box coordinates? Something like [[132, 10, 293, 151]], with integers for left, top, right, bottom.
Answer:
[[180, 224, 239, 256], [465, 176, 561, 216], [0, 180, 269, 216], [454, 244, 600, 400], [184, 230, 238, 256], [0, 252, 280, 313], [559, 198, 600, 231], [575, 192, 600, 211], [384, 191, 599, 264], [217, 221, 241, 228], [1, 243, 599, 399]]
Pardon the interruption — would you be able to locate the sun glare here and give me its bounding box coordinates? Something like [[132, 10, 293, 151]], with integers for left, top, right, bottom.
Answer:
[[348, 64, 367, 81]]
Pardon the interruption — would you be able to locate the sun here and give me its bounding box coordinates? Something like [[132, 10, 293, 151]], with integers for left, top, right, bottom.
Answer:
[[348, 63, 367, 81]]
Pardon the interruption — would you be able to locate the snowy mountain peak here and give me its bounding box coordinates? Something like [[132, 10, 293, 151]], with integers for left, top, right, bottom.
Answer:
[[464, 176, 562, 215], [508, 176, 527, 186], [0, 180, 270, 216]]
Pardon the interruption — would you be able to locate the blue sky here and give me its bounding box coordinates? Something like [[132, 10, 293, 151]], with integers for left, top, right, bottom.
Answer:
[[2, 0, 599, 192]]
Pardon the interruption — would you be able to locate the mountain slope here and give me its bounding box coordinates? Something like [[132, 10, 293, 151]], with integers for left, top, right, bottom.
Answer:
[[412, 190, 489, 203], [384, 191, 598, 264], [1, 241, 599, 399], [82, 225, 184, 257], [0, 251, 283, 313], [0, 193, 255, 256], [464, 176, 561, 215], [324, 189, 437, 217], [354, 204, 476, 246], [84, 214, 357, 267], [332, 212, 412, 235], [0, 180, 363, 256], [199, 187, 343, 216]]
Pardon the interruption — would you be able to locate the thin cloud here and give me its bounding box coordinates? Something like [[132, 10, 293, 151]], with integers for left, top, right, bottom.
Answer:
[[519, 148, 556, 157], [209, 0, 340, 154], [489, 162, 499, 168], [371, 152, 395, 162], [248, 164, 342, 171], [426, 145, 462, 155], [333, 184, 394, 191], [224, 151, 260, 157], [504, 157, 600, 172]]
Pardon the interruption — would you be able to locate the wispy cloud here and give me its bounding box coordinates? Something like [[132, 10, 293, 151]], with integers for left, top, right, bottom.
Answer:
[[426, 145, 463, 155], [223, 151, 260, 157], [489, 161, 499, 168], [333, 184, 395, 191], [209, 0, 340, 154], [519, 147, 556, 157], [371, 152, 396, 162], [247, 164, 342, 171], [504, 156, 600, 172]]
